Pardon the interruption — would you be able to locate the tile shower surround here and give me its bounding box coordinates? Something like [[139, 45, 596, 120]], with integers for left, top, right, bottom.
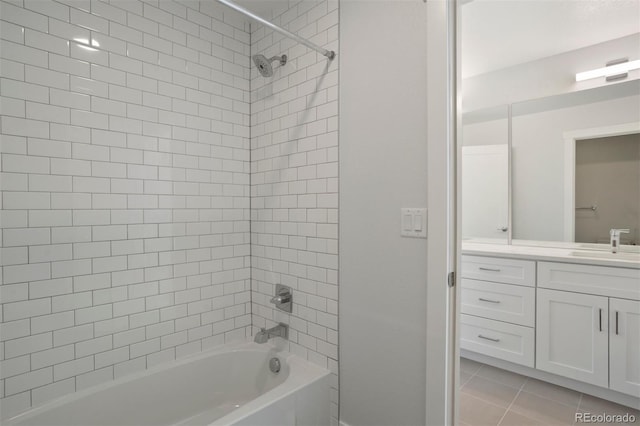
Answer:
[[0, 0, 339, 421], [249, 1, 339, 423], [0, 0, 253, 417]]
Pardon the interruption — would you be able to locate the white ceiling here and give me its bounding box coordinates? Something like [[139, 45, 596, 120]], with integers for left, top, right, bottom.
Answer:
[[228, 0, 640, 78], [461, 0, 640, 78]]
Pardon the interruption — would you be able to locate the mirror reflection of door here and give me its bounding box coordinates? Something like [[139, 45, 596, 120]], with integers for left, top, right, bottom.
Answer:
[[574, 133, 640, 245], [461, 107, 510, 242], [462, 145, 509, 240]]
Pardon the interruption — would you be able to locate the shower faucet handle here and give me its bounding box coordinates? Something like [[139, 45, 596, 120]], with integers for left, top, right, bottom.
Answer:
[[270, 294, 291, 304], [270, 284, 292, 313]]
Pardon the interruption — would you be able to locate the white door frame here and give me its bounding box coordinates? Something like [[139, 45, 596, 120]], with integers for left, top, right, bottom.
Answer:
[[426, 0, 458, 424], [562, 122, 640, 242]]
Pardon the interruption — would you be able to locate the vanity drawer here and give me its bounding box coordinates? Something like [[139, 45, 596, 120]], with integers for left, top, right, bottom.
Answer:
[[461, 279, 535, 327], [538, 262, 640, 301], [461, 255, 536, 287], [460, 314, 534, 368]]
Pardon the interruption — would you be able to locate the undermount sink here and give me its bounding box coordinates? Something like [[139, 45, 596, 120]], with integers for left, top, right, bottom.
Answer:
[[569, 250, 640, 262]]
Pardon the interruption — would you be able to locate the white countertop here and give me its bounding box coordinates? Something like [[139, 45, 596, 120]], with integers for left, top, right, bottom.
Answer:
[[462, 241, 640, 269]]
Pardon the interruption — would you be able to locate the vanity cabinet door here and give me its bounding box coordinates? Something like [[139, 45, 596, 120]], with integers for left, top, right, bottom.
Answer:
[[536, 289, 608, 387], [609, 298, 640, 398]]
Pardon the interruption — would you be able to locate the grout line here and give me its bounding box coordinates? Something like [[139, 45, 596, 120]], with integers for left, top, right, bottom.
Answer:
[[460, 390, 510, 426], [576, 393, 584, 412], [247, 19, 253, 340], [573, 394, 584, 425], [459, 363, 519, 425], [517, 383, 584, 410], [495, 377, 527, 426], [474, 365, 525, 391]]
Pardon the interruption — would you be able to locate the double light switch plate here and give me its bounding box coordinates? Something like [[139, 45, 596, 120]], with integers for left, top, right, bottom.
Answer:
[[401, 208, 427, 238]]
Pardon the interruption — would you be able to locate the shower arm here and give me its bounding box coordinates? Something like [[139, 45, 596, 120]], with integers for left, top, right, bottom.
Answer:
[[269, 55, 287, 66], [216, 0, 336, 60]]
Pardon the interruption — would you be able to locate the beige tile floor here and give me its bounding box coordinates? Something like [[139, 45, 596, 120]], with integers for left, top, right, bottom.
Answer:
[[460, 358, 640, 426]]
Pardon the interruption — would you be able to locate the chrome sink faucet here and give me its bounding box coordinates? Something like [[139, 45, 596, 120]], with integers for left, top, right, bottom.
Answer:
[[254, 323, 289, 344], [610, 228, 630, 253]]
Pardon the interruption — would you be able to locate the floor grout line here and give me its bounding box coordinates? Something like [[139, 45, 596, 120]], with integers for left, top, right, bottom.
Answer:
[[460, 390, 512, 424], [517, 388, 584, 410], [473, 367, 527, 391], [572, 394, 584, 425], [460, 366, 529, 426], [495, 377, 528, 426]]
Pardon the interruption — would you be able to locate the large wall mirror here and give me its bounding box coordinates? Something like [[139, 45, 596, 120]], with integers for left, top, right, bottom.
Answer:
[[460, 0, 640, 249], [512, 81, 640, 245]]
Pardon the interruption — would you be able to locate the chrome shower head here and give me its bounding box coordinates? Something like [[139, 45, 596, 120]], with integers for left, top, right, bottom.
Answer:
[[252, 54, 287, 77]]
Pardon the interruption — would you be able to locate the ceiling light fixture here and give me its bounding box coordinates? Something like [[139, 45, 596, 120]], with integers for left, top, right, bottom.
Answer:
[[576, 58, 640, 82]]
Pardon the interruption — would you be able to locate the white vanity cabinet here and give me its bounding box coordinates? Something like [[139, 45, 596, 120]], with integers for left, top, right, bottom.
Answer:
[[609, 298, 640, 397], [537, 261, 640, 397], [460, 255, 536, 367], [536, 288, 609, 387], [461, 250, 640, 402]]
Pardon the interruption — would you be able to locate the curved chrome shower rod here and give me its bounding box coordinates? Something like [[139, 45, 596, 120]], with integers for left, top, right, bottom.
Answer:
[[216, 0, 336, 60]]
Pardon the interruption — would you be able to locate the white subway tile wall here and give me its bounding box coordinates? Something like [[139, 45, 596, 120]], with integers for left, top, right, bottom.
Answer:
[[0, 0, 253, 417], [249, 1, 339, 424]]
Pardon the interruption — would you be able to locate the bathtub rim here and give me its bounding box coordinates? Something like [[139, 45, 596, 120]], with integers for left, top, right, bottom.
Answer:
[[188, 345, 331, 426], [4, 339, 330, 426]]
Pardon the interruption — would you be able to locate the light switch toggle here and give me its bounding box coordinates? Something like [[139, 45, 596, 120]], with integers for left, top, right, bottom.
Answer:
[[403, 213, 413, 231], [413, 214, 422, 231], [401, 208, 427, 238]]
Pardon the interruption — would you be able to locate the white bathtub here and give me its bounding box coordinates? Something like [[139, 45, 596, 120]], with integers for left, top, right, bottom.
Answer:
[[5, 341, 330, 426]]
